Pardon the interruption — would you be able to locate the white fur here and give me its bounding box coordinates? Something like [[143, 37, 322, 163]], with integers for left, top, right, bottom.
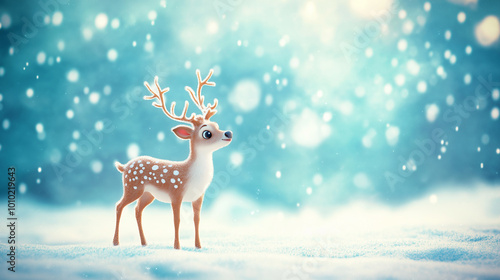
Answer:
[[143, 155, 214, 203], [183, 155, 214, 202], [144, 184, 172, 203]]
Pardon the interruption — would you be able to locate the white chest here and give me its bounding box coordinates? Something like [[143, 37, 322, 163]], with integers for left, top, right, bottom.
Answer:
[[183, 159, 214, 202]]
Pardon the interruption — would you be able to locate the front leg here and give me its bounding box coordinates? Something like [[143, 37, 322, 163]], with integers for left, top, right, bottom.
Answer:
[[192, 194, 204, 249], [171, 199, 182, 249]]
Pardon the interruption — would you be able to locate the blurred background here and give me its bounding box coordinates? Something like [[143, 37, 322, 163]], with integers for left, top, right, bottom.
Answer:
[[0, 0, 499, 210]]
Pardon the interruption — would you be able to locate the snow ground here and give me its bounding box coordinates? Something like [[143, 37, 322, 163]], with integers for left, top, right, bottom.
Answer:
[[1, 185, 500, 279]]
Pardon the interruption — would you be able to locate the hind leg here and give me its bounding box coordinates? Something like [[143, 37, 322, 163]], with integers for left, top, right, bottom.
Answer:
[[113, 189, 143, 246], [135, 192, 155, 246]]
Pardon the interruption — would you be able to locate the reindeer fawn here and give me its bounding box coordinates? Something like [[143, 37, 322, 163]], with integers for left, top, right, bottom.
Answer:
[[113, 69, 232, 249]]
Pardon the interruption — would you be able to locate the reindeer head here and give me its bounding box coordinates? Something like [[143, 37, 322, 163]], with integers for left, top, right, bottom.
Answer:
[[144, 69, 232, 153]]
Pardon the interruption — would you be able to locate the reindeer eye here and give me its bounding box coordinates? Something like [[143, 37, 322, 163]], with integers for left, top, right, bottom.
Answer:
[[202, 130, 212, 139]]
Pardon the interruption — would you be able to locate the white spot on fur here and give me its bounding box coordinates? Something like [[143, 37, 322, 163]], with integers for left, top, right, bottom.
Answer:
[[174, 185, 178, 189], [170, 178, 175, 183], [173, 170, 179, 175], [161, 179, 165, 183], [133, 171, 137, 175], [152, 165, 159, 170], [133, 186, 137, 190], [163, 169, 168, 173], [140, 170, 143, 173]]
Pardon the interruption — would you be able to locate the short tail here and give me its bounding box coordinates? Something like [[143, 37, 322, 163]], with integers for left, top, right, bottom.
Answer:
[[115, 161, 125, 173]]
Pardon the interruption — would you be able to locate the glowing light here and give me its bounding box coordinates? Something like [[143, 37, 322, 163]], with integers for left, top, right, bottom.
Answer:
[[157, 132, 164, 141], [446, 95, 454, 105], [385, 126, 400, 146], [91, 160, 103, 173], [95, 13, 108, 29], [229, 80, 261, 112], [406, 59, 420, 75], [491, 107, 499, 120], [402, 20, 414, 34], [36, 123, 44, 133], [306, 187, 312, 195], [230, 152, 244, 167], [111, 18, 120, 29], [397, 39, 408, 51], [52, 11, 63, 26], [26, 88, 34, 98], [67, 69, 79, 82], [475, 15, 500, 46], [82, 28, 93, 41], [426, 104, 439, 122], [127, 143, 140, 159], [384, 83, 393, 94], [395, 74, 405, 86], [445, 30, 452, 40], [464, 74, 472, 85], [350, 0, 393, 18], [465, 45, 472, 54], [37, 52, 46, 64], [1, 13, 12, 28], [365, 48, 373, 58], [207, 20, 218, 34], [107, 49, 118, 61], [292, 108, 330, 148], [89, 92, 100, 104], [66, 110, 74, 119], [313, 174, 323, 185], [148, 10, 157, 21], [424, 2, 431, 12], [417, 81, 427, 93], [457, 12, 466, 23], [492, 89, 499, 100]]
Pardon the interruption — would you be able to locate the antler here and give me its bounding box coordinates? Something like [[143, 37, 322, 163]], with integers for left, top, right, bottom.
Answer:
[[143, 70, 218, 124], [144, 76, 196, 124], [184, 69, 218, 120]]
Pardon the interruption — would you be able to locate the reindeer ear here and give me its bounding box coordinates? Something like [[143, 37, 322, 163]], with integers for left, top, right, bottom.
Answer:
[[172, 125, 193, 140]]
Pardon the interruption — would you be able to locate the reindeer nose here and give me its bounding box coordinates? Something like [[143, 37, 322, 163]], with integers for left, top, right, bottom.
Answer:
[[224, 131, 233, 139]]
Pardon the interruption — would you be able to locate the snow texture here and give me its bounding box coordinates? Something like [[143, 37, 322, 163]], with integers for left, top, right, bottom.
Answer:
[[1, 186, 499, 279]]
